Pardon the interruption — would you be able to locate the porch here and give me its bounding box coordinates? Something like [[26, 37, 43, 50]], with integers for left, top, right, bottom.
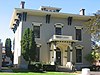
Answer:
[[48, 35, 78, 67]]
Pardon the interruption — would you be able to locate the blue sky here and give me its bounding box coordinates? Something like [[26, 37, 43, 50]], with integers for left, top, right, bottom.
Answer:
[[0, 0, 100, 45]]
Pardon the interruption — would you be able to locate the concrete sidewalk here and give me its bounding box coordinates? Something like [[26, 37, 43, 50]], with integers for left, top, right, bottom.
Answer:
[[78, 71, 100, 75], [91, 71, 100, 75]]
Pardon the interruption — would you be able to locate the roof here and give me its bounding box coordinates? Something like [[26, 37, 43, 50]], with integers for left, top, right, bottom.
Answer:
[[10, 8, 91, 28], [39, 6, 62, 9]]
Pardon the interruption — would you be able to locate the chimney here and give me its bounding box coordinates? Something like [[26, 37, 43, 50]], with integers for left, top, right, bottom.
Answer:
[[80, 9, 85, 15], [20, 1, 25, 9]]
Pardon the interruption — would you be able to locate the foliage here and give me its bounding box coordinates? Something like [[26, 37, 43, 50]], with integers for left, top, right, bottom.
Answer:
[[85, 49, 100, 63], [43, 65, 56, 71], [21, 28, 36, 65], [84, 14, 100, 42], [28, 62, 43, 72], [5, 38, 12, 58]]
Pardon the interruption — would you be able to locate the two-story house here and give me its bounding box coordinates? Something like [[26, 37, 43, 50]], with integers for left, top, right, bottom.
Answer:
[[10, 1, 91, 69]]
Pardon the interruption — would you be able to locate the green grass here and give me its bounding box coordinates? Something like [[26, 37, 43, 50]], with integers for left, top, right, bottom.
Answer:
[[0, 72, 76, 75]]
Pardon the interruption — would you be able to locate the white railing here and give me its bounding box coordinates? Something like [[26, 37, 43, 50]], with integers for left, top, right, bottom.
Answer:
[[49, 35, 72, 42]]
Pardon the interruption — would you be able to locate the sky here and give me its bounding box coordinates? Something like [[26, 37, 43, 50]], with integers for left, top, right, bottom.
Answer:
[[0, 0, 100, 46]]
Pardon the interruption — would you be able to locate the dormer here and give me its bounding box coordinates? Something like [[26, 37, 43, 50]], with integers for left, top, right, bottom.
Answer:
[[39, 6, 61, 12]]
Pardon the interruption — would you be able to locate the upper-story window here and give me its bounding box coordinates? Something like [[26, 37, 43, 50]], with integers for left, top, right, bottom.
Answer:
[[68, 17, 73, 25], [75, 26, 82, 41], [34, 26, 40, 38], [46, 14, 51, 24], [76, 29, 82, 41], [55, 27, 62, 35], [22, 12, 27, 21], [54, 23, 63, 35], [32, 22, 42, 38]]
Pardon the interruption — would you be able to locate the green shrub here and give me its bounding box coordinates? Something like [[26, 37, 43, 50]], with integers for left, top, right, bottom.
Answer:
[[28, 62, 43, 72]]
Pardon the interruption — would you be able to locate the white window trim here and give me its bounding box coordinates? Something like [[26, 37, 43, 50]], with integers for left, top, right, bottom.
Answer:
[[75, 26, 83, 29], [54, 23, 64, 28], [36, 43, 41, 47], [32, 22, 42, 26], [75, 45, 84, 49]]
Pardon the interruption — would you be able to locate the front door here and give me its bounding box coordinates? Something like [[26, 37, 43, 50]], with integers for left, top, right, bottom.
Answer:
[[56, 48, 61, 65]]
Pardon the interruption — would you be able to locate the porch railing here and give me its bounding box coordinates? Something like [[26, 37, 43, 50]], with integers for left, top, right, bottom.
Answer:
[[49, 35, 72, 42]]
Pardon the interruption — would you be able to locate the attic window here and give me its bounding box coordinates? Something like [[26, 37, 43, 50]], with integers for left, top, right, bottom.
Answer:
[[68, 17, 73, 25], [46, 14, 51, 24]]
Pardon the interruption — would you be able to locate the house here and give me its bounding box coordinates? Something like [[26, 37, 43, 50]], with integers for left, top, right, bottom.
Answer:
[[10, 1, 92, 69]]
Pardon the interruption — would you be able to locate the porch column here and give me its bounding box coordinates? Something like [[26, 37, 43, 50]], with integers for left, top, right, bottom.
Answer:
[[54, 50, 56, 64], [51, 43, 56, 65], [53, 44, 56, 64], [50, 50, 53, 64], [70, 49, 72, 62], [69, 46, 73, 62]]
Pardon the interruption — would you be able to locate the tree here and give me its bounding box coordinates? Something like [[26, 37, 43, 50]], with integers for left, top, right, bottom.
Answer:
[[5, 38, 12, 58], [21, 28, 36, 65], [84, 11, 100, 42], [85, 45, 100, 64]]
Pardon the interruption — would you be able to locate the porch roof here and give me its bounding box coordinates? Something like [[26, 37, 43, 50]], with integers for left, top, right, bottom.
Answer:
[[48, 35, 78, 43]]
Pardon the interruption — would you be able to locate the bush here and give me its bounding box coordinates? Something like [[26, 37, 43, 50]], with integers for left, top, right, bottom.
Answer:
[[28, 62, 43, 72], [43, 65, 56, 71]]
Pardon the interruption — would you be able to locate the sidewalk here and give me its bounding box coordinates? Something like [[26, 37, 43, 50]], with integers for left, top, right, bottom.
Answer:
[[91, 71, 100, 75], [78, 71, 100, 75]]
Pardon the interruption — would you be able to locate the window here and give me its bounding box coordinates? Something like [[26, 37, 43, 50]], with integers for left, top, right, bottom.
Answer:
[[76, 29, 82, 41], [55, 27, 62, 35], [68, 17, 73, 25], [22, 12, 27, 21], [46, 14, 51, 23], [76, 49, 82, 63], [36, 47, 40, 62], [34, 26, 40, 38]]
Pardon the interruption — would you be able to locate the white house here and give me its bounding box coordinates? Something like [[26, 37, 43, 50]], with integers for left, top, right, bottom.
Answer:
[[10, 1, 91, 70]]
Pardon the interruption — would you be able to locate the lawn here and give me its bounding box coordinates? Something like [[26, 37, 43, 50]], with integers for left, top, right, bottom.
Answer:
[[0, 72, 76, 75]]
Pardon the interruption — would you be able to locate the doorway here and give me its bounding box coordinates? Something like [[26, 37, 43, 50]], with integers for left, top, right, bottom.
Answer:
[[56, 47, 61, 65]]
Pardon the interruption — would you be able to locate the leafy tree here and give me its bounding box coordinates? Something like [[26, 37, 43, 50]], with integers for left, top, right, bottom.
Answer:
[[85, 45, 100, 64], [5, 38, 12, 58], [21, 28, 36, 65], [84, 12, 100, 42]]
